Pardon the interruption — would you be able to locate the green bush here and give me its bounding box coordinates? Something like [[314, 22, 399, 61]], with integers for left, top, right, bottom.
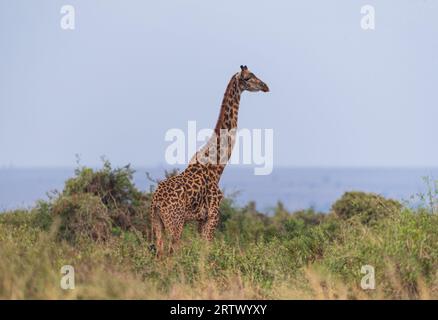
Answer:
[[52, 193, 112, 242], [0, 200, 53, 231], [331, 191, 402, 225], [322, 208, 438, 298], [1, 161, 437, 299], [221, 201, 270, 244], [35, 160, 150, 243]]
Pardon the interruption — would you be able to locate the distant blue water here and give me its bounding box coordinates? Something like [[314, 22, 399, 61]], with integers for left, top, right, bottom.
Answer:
[[0, 167, 437, 213]]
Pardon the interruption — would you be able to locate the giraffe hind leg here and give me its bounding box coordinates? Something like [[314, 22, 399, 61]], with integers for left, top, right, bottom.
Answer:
[[197, 215, 207, 236], [151, 205, 165, 258], [168, 214, 185, 255]]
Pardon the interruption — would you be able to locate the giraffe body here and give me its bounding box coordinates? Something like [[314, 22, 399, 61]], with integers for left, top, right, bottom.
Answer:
[[151, 66, 269, 256]]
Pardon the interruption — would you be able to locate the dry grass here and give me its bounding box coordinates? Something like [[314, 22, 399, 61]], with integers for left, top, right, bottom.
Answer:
[[0, 220, 436, 300], [1, 164, 436, 300]]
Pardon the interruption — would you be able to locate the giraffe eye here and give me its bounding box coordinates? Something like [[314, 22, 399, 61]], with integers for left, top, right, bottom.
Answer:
[[244, 73, 254, 81]]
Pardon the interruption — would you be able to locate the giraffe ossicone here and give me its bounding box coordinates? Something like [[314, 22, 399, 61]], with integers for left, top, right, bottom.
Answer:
[[151, 66, 269, 256]]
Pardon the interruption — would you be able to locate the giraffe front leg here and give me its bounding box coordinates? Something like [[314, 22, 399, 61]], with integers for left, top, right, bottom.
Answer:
[[201, 206, 220, 241]]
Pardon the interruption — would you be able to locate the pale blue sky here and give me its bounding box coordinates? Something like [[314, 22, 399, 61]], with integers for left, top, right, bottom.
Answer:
[[0, 0, 437, 167]]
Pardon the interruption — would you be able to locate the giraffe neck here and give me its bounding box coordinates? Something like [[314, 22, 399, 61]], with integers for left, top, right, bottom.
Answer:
[[214, 74, 241, 136], [189, 74, 242, 182]]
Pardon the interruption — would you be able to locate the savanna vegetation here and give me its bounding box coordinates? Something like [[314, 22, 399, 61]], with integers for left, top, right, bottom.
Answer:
[[0, 161, 437, 299]]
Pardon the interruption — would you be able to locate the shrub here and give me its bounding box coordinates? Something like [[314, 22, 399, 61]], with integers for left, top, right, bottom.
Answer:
[[1, 160, 437, 299], [0, 201, 53, 231], [38, 160, 151, 243], [283, 218, 339, 266], [221, 201, 270, 244], [52, 193, 111, 242], [331, 191, 402, 225], [322, 208, 438, 298]]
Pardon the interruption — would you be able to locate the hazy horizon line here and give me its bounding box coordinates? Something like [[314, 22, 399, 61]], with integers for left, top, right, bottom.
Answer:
[[1, 164, 438, 170]]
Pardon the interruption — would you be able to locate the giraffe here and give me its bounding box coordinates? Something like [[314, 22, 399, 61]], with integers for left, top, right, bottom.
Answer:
[[150, 65, 269, 256]]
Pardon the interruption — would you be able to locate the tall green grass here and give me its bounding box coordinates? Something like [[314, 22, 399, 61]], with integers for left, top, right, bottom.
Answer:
[[0, 162, 436, 299]]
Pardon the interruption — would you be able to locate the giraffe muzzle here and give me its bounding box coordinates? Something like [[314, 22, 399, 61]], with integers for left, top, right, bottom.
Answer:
[[260, 82, 270, 92]]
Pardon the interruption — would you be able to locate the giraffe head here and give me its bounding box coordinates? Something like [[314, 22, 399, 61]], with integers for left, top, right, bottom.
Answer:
[[237, 65, 270, 93]]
